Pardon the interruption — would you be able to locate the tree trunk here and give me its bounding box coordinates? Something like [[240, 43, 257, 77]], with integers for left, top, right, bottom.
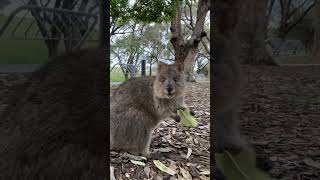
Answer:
[[170, 0, 209, 82], [213, 0, 247, 153], [183, 46, 198, 82], [100, 0, 108, 47], [121, 68, 129, 80], [237, 0, 277, 65], [47, 40, 59, 57], [312, 3, 320, 61]]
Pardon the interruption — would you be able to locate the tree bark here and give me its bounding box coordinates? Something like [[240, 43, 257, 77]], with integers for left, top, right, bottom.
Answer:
[[237, 0, 277, 65], [183, 47, 198, 81], [170, 0, 209, 82], [47, 40, 59, 57], [312, 3, 320, 61], [213, 0, 248, 153]]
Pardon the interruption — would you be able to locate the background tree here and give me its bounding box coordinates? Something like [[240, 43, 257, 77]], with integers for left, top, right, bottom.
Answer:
[[111, 22, 173, 78], [110, 0, 133, 36], [110, 0, 178, 36], [111, 0, 210, 82], [170, 0, 210, 81], [140, 24, 168, 75], [278, 0, 317, 39], [111, 23, 145, 79], [236, 0, 320, 65], [311, 2, 320, 60], [236, 0, 277, 65]]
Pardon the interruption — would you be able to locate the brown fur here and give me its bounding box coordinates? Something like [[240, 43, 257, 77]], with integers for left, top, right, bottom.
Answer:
[[0, 48, 107, 179], [110, 62, 186, 156]]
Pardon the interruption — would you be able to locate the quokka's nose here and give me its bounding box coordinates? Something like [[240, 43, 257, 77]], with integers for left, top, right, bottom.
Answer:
[[166, 85, 173, 93]]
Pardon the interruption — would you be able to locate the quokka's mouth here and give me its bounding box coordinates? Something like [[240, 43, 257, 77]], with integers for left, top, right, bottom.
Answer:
[[166, 93, 174, 98]]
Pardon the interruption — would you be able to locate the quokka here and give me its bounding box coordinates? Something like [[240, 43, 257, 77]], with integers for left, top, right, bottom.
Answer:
[[0, 48, 107, 179], [110, 61, 188, 157]]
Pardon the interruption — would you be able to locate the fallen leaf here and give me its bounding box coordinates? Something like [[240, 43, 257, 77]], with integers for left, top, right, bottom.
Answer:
[[215, 150, 271, 180], [186, 148, 192, 159], [180, 167, 192, 180], [153, 160, 176, 176], [199, 170, 210, 175], [177, 108, 198, 128], [130, 160, 146, 167]]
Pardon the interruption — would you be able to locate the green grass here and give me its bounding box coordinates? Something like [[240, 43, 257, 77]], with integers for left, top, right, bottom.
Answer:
[[110, 67, 126, 82], [0, 39, 98, 64], [0, 39, 48, 64], [0, 15, 99, 64], [0, 15, 48, 63], [110, 66, 154, 82], [110, 72, 126, 82]]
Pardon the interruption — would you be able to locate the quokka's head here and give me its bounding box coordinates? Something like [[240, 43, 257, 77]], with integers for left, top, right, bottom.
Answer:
[[153, 61, 186, 99]]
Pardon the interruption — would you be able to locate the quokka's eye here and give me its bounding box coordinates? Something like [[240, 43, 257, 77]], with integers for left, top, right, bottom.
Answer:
[[173, 77, 178, 82], [160, 77, 166, 82]]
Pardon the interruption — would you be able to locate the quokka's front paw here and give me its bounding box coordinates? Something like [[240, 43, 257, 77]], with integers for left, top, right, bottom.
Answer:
[[176, 107, 196, 116], [174, 115, 180, 122], [170, 114, 181, 122], [190, 110, 195, 116]]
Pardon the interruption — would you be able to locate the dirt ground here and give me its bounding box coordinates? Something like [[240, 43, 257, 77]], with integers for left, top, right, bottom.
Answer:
[[240, 65, 320, 180], [0, 65, 319, 179]]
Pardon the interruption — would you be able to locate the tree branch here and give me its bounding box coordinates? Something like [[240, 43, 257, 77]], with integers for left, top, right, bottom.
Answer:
[[190, 0, 209, 45], [266, 0, 275, 22], [170, 0, 184, 53], [285, 2, 316, 36], [186, 0, 194, 29], [181, 17, 194, 31], [288, 0, 308, 18], [201, 38, 210, 55]]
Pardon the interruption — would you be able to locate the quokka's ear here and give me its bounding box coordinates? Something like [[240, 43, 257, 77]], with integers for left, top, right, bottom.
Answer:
[[157, 61, 167, 72]]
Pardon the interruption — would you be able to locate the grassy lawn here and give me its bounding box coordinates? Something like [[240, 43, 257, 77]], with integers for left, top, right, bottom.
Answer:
[[0, 15, 47, 64], [0, 15, 98, 64], [0, 39, 48, 64], [0, 39, 98, 64], [110, 67, 156, 83], [110, 72, 126, 82]]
